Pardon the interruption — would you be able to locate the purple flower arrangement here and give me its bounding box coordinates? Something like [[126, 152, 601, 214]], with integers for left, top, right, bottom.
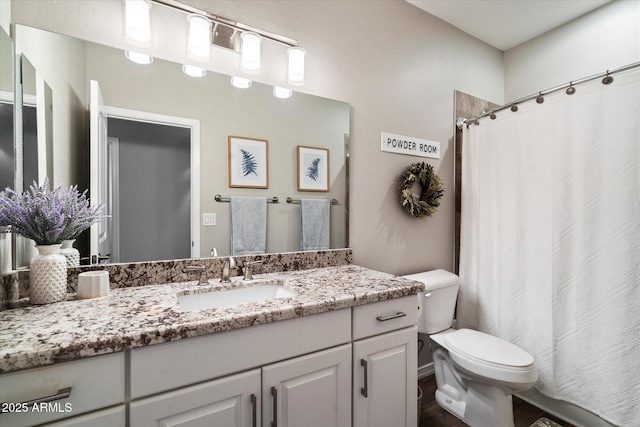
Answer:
[[0, 178, 102, 246]]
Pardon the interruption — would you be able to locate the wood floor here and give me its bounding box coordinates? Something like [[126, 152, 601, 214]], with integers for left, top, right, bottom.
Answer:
[[418, 374, 576, 427]]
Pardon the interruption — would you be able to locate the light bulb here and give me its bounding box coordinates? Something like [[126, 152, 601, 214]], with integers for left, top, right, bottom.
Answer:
[[231, 76, 252, 89], [123, 0, 152, 47], [240, 32, 261, 74], [187, 14, 211, 62], [182, 65, 206, 78], [273, 86, 292, 98], [287, 47, 306, 86], [125, 50, 153, 64]]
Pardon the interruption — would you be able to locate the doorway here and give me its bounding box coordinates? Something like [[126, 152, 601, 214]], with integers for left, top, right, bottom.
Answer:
[[104, 108, 200, 263]]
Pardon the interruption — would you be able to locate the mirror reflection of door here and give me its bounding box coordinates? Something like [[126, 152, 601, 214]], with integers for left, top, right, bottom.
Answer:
[[90, 81, 194, 264], [106, 118, 191, 263], [89, 80, 109, 263]]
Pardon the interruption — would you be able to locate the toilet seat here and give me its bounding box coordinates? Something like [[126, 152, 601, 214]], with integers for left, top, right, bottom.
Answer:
[[439, 329, 537, 385], [445, 329, 533, 367]]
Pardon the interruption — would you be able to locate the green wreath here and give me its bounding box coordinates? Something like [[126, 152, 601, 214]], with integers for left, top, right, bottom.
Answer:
[[399, 162, 444, 220]]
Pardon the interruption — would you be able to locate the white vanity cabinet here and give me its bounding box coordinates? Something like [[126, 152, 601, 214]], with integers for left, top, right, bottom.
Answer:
[[1, 288, 419, 427], [128, 309, 352, 427], [0, 352, 125, 427], [352, 296, 418, 427]]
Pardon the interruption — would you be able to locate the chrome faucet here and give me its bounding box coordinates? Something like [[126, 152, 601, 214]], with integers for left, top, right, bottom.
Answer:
[[242, 260, 262, 280], [185, 265, 207, 284], [220, 256, 236, 283]]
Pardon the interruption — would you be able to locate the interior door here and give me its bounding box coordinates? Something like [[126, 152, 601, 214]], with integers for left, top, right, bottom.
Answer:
[[89, 80, 109, 262]]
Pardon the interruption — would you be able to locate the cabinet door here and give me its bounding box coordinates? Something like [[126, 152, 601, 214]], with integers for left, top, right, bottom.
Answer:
[[43, 405, 125, 427], [262, 344, 351, 427], [353, 326, 417, 427], [130, 369, 260, 427]]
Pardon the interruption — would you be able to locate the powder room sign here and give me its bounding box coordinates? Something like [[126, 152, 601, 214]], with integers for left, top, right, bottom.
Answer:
[[380, 132, 441, 159]]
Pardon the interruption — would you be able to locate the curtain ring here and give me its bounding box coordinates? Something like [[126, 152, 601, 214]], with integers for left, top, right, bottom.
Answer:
[[566, 82, 576, 95], [536, 92, 544, 104], [510, 103, 518, 112], [489, 110, 496, 120], [602, 70, 614, 85]]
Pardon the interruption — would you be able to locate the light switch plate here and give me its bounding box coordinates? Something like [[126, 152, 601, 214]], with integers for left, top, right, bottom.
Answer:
[[203, 213, 216, 226]]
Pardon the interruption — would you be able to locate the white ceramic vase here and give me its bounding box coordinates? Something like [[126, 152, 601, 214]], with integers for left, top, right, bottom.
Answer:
[[60, 239, 81, 267], [29, 244, 68, 304]]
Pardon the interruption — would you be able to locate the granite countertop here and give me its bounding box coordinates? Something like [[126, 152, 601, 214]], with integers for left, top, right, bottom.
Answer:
[[0, 265, 423, 373]]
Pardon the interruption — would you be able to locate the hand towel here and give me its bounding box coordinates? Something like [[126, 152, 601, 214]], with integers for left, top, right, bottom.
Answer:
[[230, 196, 267, 255], [300, 199, 330, 251]]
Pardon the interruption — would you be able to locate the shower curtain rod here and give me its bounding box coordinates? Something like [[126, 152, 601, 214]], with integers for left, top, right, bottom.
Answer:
[[456, 60, 640, 129]]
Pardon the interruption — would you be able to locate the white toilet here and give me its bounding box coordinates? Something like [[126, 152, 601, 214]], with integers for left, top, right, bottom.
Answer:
[[404, 269, 537, 427]]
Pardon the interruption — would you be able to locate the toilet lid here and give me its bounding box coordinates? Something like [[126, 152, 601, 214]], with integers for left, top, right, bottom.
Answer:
[[444, 329, 534, 367]]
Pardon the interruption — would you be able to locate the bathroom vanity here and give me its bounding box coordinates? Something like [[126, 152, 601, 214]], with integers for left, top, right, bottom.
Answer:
[[0, 264, 423, 427]]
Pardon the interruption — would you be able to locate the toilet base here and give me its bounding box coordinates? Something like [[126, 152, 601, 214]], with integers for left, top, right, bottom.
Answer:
[[435, 380, 515, 427], [435, 389, 466, 420]]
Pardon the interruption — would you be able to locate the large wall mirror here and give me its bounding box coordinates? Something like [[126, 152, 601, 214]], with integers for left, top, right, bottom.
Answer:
[[10, 24, 350, 268]]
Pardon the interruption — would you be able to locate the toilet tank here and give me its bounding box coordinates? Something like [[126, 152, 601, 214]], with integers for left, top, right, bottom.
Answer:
[[402, 270, 459, 334]]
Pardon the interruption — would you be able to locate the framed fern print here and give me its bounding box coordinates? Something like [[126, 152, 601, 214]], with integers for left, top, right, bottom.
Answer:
[[228, 136, 269, 188], [297, 145, 329, 192]]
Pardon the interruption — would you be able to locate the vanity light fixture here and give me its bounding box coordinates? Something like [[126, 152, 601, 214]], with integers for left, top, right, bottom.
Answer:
[[125, 50, 154, 64], [287, 47, 306, 86], [182, 64, 207, 77], [273, 86, 292, 99], [146, 1, 306, 84], [240, 32, 262, 74], [230, 76, 252, 89], [123, 0, 152, 47], [186, 14, 212, 62]]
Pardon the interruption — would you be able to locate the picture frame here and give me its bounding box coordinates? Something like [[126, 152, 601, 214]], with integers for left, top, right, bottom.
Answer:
[[297, 145, 329, 192], [228, 136, 269, 188]]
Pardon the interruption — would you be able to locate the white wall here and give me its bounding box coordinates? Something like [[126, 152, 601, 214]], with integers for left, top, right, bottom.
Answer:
[[504, 0, 640, 100], [10, 0, 505, 274]]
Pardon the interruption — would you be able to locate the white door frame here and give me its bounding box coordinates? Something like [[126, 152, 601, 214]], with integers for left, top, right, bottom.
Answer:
[[105, 106, 201, 259]]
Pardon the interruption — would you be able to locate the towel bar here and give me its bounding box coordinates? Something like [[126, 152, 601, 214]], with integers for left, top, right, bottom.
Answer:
[[286, 197, 339, 205], [215, 194, 279, 203]]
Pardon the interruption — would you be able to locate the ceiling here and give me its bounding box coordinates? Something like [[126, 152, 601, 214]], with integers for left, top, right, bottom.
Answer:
[[406, 0, 612, 51]]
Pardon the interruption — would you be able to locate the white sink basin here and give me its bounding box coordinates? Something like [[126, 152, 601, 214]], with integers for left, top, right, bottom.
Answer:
[[178, 283, 295, 312]]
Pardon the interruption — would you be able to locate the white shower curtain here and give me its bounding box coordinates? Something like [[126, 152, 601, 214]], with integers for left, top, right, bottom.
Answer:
[[458, 67, 640, 427]]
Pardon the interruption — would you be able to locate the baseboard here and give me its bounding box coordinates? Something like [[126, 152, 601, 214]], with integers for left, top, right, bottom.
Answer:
[[418, 362, 434, 379], [517, 388, 616, 427]]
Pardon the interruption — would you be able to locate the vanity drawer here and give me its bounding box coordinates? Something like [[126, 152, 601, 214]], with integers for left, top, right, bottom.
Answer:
[[352, 295, 417, 340], [130, 308, 351, 399], [0, 352, 125, 427]]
